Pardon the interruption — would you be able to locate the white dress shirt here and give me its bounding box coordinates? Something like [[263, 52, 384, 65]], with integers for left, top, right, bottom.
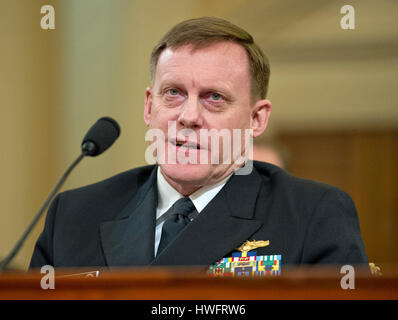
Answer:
[[154, 167, 231, 256]]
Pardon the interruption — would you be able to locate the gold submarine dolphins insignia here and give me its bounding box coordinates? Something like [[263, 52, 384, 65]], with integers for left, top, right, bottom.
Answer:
[[235, 240, 270, 255]]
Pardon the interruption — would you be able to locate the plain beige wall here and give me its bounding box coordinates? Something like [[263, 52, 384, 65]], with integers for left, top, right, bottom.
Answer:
[[0, 0, 58, 268], [1, 0, 397, 269]]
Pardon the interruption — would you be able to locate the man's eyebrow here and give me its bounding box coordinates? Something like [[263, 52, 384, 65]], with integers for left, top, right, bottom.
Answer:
[[200, 86, 230, 93], [157, 79, 185, 89], [199, 84, 234, 98], [157, 77, 233, 96]]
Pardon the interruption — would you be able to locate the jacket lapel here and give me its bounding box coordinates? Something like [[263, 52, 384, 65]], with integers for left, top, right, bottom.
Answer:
[[152, 166, 265, 268], [99, 167, 157, 268]]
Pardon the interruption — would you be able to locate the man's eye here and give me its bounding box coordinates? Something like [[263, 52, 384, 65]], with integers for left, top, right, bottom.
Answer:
[[209, 93, 223, 101], [167, 89, 179, 96]]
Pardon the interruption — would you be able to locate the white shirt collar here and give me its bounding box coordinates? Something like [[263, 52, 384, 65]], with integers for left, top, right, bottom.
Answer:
[[156, 166, 232, 217]]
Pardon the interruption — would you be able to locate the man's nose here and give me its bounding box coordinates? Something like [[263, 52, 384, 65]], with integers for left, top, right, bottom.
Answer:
[[178, 95, 203, 128]]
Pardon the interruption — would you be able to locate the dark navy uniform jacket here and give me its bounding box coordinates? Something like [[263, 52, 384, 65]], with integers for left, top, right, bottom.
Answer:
[[30, 161, 368, 270]]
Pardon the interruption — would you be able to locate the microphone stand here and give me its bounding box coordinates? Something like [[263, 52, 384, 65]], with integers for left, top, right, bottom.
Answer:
[[0, 153, 85, 271]]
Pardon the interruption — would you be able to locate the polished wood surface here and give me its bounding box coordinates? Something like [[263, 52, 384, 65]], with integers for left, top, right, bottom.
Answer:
[[0, 266, 397, 300]]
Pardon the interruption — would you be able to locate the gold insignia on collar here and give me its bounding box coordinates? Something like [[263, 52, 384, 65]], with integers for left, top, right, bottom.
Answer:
[[236, 240, 270, 255]]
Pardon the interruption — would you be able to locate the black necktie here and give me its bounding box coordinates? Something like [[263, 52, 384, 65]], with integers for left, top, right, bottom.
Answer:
[[157, 197, 196, 256]]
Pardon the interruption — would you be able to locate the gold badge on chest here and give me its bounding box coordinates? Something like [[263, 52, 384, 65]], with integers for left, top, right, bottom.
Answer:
[[235, 240, 270, 256]]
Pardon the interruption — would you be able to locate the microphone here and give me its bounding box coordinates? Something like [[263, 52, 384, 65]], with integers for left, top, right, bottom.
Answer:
[[82, 117, 121, 156], [0, 117, 121, 270]]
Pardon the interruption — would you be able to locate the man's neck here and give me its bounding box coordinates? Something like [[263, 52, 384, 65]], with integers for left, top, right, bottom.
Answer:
[[159, 171, 201, 197], [158, 167, 234, 197], [157, 166, 233, 215]]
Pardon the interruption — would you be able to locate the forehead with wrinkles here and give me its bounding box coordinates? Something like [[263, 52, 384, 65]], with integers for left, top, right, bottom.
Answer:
[[154, 42, 251, 96]]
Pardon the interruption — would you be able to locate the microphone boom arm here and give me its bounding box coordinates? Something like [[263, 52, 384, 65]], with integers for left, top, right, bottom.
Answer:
[[0, 153, 85, 270]]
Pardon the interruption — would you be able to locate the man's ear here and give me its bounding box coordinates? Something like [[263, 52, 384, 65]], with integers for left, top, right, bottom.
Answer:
[[144, 86, 152, 126], [251, 99, 272, 137]]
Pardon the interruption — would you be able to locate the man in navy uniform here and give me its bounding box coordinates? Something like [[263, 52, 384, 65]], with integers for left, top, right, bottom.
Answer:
[[30, 17, 368, 270]]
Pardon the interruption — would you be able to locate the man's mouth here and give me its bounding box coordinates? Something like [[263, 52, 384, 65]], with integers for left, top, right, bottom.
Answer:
[[170, 140, 201, 150]]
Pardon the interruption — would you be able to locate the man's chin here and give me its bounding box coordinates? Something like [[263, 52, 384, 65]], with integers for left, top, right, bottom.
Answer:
[[159, 163, 210, 186]]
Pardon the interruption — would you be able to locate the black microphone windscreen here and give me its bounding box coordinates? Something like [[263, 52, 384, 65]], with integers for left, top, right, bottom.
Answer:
[[81, 117, 121, 156]]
